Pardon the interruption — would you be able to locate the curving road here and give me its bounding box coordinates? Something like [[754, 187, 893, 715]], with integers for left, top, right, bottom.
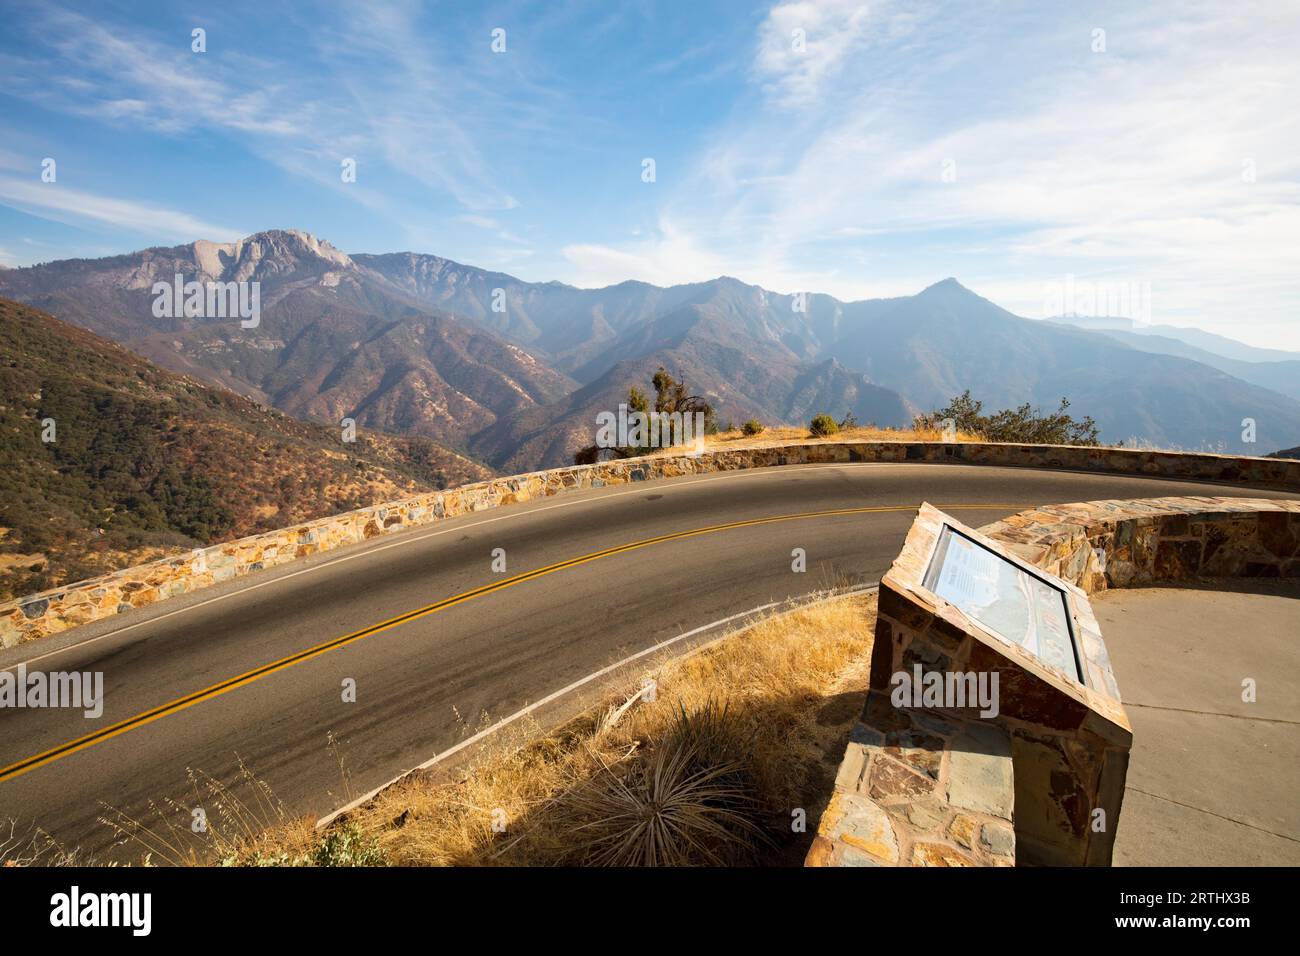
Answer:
[[1, 462, 1294, 862]]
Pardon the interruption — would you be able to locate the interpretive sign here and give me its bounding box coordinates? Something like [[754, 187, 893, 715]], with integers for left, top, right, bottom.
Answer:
[[862, 504, 1131, 865], [923, 524, 1083, 684]]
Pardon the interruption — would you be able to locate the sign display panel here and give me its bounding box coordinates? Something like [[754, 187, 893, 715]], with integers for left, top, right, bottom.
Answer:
[[924, 525, 1083, 683]]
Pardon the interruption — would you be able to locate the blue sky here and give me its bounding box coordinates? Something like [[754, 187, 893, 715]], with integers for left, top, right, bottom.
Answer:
[[1, 1, 1297, 347]]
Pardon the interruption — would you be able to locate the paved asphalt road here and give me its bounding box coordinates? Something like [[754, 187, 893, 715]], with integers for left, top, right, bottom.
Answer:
[[1, 462, 1294, 863]]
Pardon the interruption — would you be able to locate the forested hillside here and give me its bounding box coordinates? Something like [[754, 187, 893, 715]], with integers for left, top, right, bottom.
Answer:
[[0, 297, 493, 599]]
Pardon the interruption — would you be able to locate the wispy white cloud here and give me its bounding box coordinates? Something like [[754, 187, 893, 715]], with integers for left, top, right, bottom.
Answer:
[[1, 2, 534, 232], [0, 176, 242, 241], [23, 8, 307, 138], [754, 0, 909, 106], [317, 1, 522, 212]]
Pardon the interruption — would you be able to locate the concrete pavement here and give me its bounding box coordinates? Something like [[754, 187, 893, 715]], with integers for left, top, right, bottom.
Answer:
[[1096, 581, 1300, 866]]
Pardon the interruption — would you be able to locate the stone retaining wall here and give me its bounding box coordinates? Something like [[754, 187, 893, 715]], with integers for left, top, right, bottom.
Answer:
[[806, 694, 1018, 867], [981, 496, 1300, 594], [4, 440, 1298, 646]]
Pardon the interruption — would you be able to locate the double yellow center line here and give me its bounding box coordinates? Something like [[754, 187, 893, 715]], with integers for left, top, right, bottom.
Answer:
[[0, 502, 1022, 784]]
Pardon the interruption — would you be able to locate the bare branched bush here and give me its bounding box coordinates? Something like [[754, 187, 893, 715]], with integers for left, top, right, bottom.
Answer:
[[0, 819, 82, 867]]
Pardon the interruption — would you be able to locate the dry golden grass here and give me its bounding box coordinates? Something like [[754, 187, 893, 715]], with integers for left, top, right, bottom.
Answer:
[[646, 423, 985, 456], [226, 591, 878, 867], [93, 762, 314, 867]]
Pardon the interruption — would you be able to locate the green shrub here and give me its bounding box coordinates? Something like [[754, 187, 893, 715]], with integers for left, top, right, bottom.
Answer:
[[809, 413, 839, 437], [222, 823, 386, 867], [913, 390, 1101, 446], [741, 419, 765, 436], [310, 825, 387, 867]]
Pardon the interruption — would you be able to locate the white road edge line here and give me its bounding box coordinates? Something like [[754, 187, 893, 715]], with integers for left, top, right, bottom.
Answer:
[[315, 582, 880, 829], [8, 464, 849, 670]]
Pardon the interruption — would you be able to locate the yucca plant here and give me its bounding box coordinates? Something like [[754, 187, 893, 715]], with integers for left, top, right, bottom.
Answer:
[[563, 700, 770, 866]]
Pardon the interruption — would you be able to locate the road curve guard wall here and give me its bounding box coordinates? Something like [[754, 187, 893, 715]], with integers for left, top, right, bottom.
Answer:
[[980, 496, 1300, 594], [4, 441, 1299, 646]]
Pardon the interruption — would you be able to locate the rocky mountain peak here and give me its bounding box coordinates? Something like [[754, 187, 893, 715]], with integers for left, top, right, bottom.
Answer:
[[917, 277, 971, 296], [189, 229, 353, 282]]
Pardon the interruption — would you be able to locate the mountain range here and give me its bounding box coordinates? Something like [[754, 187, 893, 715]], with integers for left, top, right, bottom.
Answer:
[[1047, 315, 1300, 402], [3, 228, 1298, 469]]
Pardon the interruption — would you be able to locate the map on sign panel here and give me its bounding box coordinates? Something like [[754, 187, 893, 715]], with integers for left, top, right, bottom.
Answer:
[[924, 526, 1083, 683]]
